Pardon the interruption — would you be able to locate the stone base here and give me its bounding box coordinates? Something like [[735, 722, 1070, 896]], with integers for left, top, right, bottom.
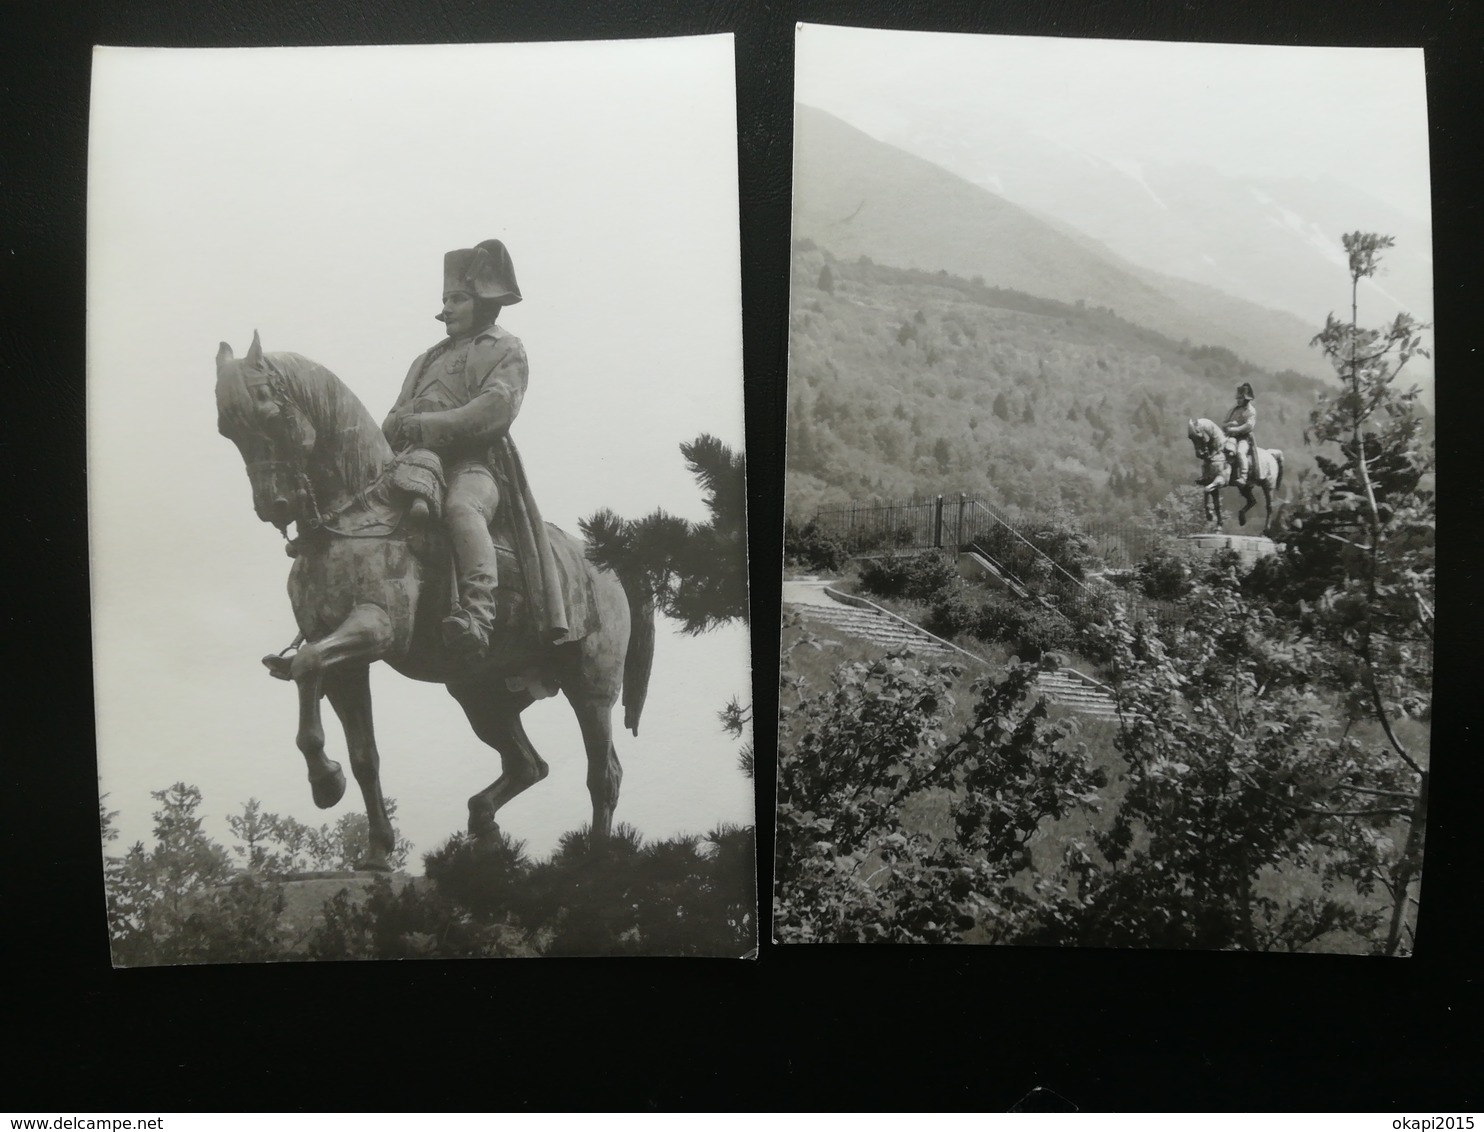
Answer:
[[273, 872, 416, 938], [1182, 533, 1278, 569]]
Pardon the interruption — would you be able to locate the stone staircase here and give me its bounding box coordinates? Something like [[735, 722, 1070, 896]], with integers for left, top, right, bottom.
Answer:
[[1034, 669, 1120, 720], [782, 580, 1120, 720], [787, 591, 955, 656]]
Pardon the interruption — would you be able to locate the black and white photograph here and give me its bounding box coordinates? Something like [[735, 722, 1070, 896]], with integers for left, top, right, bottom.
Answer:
[[87, 36, 754, 962], [8, 0, 1482, 1112], [777, 25, 1435, 953]]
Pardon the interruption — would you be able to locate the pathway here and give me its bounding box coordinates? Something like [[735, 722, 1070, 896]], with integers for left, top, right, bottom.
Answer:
[[782, 578, 1119, 720]]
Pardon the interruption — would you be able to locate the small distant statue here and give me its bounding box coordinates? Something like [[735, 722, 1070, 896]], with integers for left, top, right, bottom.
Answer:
[[1221, 382, 1258, 486], [383, 239, 566, 661], [1187, 412, 1285, 533]]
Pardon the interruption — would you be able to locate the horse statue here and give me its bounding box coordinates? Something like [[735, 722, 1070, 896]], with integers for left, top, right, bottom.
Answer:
[[1186, 417, 1285, 533], [215, 331, 654, 869]]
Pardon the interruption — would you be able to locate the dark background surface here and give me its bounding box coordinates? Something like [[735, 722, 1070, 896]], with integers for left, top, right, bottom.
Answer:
[[3, 0, 1480, 1112]]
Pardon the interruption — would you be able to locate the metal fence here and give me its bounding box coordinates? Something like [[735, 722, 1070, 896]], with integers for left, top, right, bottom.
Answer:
[[813, 495, 1181, 573], [811, 494, 1194, 632], [811, 500, 944, 552]]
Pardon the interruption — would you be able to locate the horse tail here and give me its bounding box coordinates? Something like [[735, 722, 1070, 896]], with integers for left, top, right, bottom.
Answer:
[[1271, 449, 1284, 494], [620, 574, 655, 737]]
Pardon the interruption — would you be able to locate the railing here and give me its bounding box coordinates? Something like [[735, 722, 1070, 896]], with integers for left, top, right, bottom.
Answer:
[[957, 499, 1094, 597], [810, 493, 1193, 630], [813, 495, 1180, 569], [812, 499, 944, 552]]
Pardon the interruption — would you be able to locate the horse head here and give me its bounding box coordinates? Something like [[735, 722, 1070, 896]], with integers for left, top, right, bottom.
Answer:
[[1188, 417, 1223, 464], [216, 331, 322, 534]]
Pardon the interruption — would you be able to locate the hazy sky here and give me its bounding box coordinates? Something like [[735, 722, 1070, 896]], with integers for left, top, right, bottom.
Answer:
[[796, 25, 1432, 222], [88, 38, 752, 869]]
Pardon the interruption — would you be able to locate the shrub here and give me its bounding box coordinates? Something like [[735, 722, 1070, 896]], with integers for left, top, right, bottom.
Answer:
[[973, 515, 1095, 588], [1136, 546, 1194, 601], [1013, 605, 1076, 662], [925, 588, 1075, 662], [421, 824, 755, 958], [859, 551, 958, 604], [784, 518, 848, 574], [924, 589, 984, 639]]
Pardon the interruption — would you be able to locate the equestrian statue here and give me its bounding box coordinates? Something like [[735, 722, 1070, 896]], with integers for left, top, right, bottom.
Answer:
[[1187, 383, 1285, 533], [214, 241, 654, 869]]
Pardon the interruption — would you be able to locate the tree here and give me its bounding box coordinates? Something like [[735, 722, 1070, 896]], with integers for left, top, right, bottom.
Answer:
[[1277, 232, 1433, 954], [227, 797, 414, 875], [1058, 572, 1390, 952], [582, 433, 748, 633], [103, 782, 240, 965], [416, 823, 756, 957], [774, 635, 1105, 944], [818, 262, 834, 294], [932, 436, 953, 474]]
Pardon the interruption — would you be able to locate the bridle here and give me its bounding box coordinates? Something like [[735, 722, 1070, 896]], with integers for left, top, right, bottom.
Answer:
[[246, 358, 326, 537], [1190, 423, 1224, 466]]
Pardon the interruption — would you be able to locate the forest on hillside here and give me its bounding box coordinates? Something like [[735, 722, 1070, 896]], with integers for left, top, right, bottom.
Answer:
[[784, 242, 1425, 523]]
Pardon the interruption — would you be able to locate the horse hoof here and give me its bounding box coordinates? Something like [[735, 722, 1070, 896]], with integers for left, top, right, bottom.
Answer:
[[468, 806, 500, 843], [353, 855, 394, 873], [310, 763, 346, 809], [469, 815, 499, 839], [471, 831, 505, 858]]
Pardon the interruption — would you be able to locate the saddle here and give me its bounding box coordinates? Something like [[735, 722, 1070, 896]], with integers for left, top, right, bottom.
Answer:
[[1221, 437, 1257, 485], [389, 447, 530, 633], [387, 447, 600, 648]]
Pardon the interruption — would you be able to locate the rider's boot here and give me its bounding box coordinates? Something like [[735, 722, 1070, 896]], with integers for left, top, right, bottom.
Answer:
[[443, 509, 502, 661], [1235, 445, 1251, 486]]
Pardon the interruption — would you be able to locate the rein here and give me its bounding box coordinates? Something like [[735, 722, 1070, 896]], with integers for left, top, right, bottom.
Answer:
[[257, 354, 405, 546]]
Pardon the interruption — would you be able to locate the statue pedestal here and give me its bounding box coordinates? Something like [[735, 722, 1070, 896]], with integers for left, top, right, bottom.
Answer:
[[1182, 533, 1278, 569], [272, 871, 416, 940]]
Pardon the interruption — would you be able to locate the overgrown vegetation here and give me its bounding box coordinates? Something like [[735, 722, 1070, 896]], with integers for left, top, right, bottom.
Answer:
[[774, 637, 1105, 944]]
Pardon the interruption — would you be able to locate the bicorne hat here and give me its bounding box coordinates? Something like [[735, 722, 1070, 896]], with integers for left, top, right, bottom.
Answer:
[[1237, 382, 1256, 401], [443, 239, 522, 305]]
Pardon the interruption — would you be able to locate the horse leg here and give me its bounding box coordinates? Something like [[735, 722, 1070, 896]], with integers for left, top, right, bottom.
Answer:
[[325, 666, 396, 871], [288, 603, 395, 810], [1237, 485, 1256, 527], [448, 686, 547, 843], [571, 698, 623, 843], [1204, 484, 1222, 530]]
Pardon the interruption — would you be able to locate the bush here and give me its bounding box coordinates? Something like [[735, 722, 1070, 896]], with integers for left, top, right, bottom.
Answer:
[[784, 518, 849, 573], [1014, 605, 1076, 662], [422, 824, 756, 957], [973, 515, 1095, 587], [1136, 546, 1194, 601], [859, 551, 958, 603], [924, 588, 1074, 662], [924, 589, 985, 639]]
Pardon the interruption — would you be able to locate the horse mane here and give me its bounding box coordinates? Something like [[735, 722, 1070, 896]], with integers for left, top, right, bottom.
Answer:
[[266, 351, 392, 509]]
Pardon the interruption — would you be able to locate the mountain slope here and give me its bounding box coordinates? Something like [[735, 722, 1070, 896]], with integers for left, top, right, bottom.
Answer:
[[869, 101, 1432, 324], [784, 247, 1351, 521], [793, 104, 1334, 380]]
